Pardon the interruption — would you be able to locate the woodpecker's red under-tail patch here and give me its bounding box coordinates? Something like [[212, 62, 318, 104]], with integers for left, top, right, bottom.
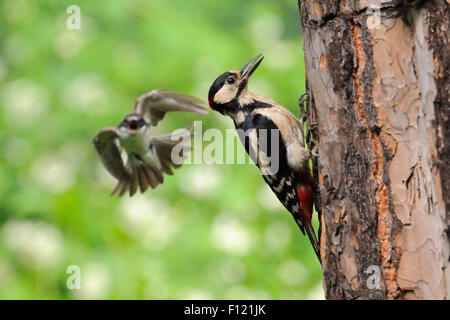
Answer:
[[263, 170, 321, 263], [296, 184, 321, 262]]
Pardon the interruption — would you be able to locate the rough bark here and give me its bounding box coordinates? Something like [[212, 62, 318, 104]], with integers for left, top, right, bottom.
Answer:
[[299, 0, 450, 299]]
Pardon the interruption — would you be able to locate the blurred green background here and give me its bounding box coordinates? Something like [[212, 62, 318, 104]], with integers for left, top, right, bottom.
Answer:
[[0, 0, 323, 299]]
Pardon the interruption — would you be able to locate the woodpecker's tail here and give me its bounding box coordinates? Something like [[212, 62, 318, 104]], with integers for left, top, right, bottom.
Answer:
[[303, 221, 321, 264], [295, 182, 321, 263]]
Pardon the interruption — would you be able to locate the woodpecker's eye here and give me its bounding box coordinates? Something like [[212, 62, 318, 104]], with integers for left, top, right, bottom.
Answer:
[[227, 77, 236, 85]]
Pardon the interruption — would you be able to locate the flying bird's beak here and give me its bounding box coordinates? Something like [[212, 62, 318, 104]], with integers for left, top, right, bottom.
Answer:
[[240, 53, 264, 81], [128, 120, 138, 135]]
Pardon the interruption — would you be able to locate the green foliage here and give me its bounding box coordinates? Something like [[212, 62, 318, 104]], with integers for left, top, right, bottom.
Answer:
[[0, 0, 322, 299]]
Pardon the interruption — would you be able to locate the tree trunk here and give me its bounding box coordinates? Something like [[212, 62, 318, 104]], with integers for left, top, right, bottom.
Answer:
[[298, 0, 450, 299]]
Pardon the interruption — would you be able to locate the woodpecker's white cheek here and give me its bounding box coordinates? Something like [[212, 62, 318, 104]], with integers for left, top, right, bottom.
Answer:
[[214, 84, 238, 104]]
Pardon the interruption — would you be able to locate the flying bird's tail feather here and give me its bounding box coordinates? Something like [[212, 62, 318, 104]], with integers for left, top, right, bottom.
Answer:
[[142, 165, 160, 189], [110, 163, 164, 197], [136, 165, 149, 193]]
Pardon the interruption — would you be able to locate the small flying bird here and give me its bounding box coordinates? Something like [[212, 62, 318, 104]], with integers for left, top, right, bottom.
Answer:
[[93, 89, 208, 197], [208, 54, 320, 262]]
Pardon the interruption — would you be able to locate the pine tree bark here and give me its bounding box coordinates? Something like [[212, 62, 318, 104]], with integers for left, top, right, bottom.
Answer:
[[298, 0, 450, 299]]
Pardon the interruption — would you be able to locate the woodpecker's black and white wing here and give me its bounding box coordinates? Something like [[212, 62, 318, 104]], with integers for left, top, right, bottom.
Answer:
[[134, 89, 208, 126], [93, 127, 132, 185], [240, 109, 321, 261]]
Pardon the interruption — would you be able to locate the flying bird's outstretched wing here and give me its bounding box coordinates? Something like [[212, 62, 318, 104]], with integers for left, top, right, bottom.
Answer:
[[93, 124, 194, 197], [93, 127, 131, 185], [134, 89, 208, 126], [152, 123, 194, 175]]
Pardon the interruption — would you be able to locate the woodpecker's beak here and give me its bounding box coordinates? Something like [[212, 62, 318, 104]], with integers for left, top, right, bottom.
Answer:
[[240, 54, 264, 81]]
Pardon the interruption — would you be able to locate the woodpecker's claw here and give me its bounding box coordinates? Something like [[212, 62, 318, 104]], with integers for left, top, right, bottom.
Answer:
[[298, 92, 309, 129], [310, 144, 319, 158], [298, 92, 309, 117], [306, 122, 318, 146], [298, 92, 309, 109]]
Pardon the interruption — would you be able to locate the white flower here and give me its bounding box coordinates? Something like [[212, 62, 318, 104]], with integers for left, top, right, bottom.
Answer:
[[224, 286, 271, 300], [62, 74, 109, 113], [258, 185, 284, 211], [249, 14, 283, 47], [73, 263, 111, 300], [211, 215, 252, 256], [277, 259, 308, 286], [30, 154, 76, 193], [54, 30, 85, 59], [120, 196, 179, 251], [1, 79, 48, 127], [179, 166, 222, 199], [307, 282, 325, 300], [181, 288, 214, 300], [144, 275, 170, 299], [264, 220, 292, 252], [2, 219, 63, 269], [218, 259, 247, 285]]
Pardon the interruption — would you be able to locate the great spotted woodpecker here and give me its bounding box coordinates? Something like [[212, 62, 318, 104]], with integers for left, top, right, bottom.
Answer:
[[93, 89, 208, 197], [208, 54, 321, 262]]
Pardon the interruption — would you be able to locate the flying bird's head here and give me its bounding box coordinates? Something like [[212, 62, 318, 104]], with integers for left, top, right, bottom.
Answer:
[[118, 113, 148, 136], [208, 54, 263, 115]]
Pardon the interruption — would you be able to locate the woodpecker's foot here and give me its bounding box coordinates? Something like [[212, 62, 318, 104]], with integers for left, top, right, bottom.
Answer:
[[298, 93, 309, 123], [298, 92, 309, 108], [306, 122, 318, 145], [309, 144, 319, 159]]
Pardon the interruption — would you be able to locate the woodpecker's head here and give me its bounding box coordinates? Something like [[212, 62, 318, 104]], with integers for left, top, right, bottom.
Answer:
[[118, 113, 148, 136], [208, 54, 263, 114]]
